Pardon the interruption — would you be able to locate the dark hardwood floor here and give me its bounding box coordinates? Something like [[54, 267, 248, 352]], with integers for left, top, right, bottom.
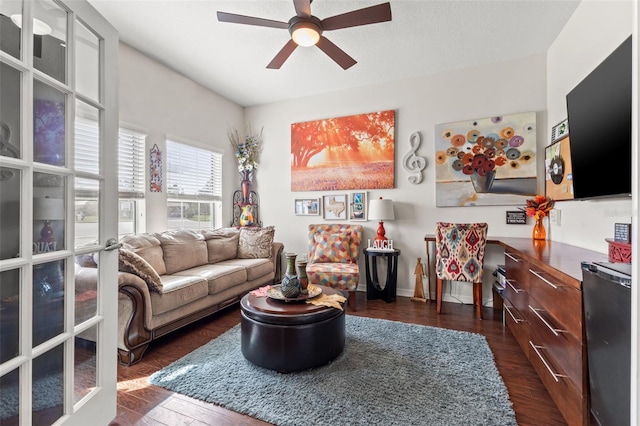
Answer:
[[110, 293, 567, 426]]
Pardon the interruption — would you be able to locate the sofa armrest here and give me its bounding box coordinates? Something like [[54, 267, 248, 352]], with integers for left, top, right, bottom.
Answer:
[[272, 242, 284, 284], [117, 271, 153, 365]]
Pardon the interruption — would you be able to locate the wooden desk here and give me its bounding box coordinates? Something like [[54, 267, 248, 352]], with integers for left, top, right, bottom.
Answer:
[[424, 234, 608, 426]]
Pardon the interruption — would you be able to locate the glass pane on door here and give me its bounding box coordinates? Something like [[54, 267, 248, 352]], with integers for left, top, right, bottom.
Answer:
[[32, 260, 65, 346], [75, 18, 100, 101], [32, 344, 64, 423], [0, 62, 22, 160], [75, 100, 99, 173], [33, 0, 67, 83], [33, 172, 66, 253], [0, 0, 23, 59], [0, 167, 20, 260], [33, 80, 66, 166], [74, 327, 97, 403], [0, 368, 20, 423], [74, 253, 97, 325], [0, 268, 21, 363], [75, 177, 99, 248]]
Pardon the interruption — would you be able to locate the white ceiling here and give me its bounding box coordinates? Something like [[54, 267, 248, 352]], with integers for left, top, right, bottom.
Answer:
[[87, 0, 580, 107]]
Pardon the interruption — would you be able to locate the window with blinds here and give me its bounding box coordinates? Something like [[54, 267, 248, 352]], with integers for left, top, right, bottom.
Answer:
[[166, 140, 222, 230], [74, 120, 146, 236], [118, 129, 146, 198], [74, 120, 146, 197], [166, 140, 222, 200]]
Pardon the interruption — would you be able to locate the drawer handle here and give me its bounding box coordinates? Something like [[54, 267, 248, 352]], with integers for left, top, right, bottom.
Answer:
[[504, 303, 524, 323], [529, 341, 567, 383], [529, 269, 561, 289], [505, 252, 519, 262], [506, 279, 524, 294], [528, 305, 567, 337]]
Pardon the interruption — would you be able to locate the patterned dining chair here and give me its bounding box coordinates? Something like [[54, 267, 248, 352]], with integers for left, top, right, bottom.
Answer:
[[435, 222, 488, 319], [306, 224, 363, 310]]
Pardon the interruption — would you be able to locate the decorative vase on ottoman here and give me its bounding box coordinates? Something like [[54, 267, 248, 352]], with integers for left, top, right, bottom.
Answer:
[[281, 253, 301, 298], [297, 259, 308, 295]]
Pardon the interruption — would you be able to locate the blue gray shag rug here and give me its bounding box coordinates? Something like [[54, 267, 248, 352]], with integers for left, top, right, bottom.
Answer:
[[149, 315, 516, 426]]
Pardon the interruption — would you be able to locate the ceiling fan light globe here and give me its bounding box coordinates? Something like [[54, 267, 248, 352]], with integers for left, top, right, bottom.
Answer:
[[10, 14, 52, 35], [291, 26, 320, 46]]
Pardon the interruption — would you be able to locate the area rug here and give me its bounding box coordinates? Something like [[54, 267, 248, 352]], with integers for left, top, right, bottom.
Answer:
[[149, 316, 516, 426]]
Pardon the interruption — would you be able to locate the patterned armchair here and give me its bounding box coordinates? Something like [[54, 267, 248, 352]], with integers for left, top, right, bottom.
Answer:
[[307, 224, 363, 310], [435, 222, 488, 319]]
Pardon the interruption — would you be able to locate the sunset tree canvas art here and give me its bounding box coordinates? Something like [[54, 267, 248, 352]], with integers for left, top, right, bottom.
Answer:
[[291, 110, 395, 191]]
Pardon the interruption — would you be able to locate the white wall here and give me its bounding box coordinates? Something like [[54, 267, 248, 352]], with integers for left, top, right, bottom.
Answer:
[[546, 0, 634, 252], [246, 54, 548, 303], [118, 43, 244, 232]]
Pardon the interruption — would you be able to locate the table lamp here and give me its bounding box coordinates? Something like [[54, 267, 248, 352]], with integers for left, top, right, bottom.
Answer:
[[33, 196, 65, 253], [368, 197, 394, 241]]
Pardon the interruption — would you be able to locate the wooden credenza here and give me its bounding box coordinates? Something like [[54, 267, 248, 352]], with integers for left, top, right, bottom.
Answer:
[[425, 236, 608, 426], [499, 238, 608, 426]]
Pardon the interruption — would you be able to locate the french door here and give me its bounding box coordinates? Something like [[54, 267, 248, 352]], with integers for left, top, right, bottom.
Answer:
[[0, 0, 119, 424]]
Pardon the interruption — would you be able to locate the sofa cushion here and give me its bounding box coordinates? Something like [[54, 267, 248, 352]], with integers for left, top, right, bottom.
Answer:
[[238, 226, 275, 259], [150, 275, 209, 315], [311, 233, 352, 263], [118, 249, 163, 293], [120, 233, 167, 276], [174, 264, 247, 295], [201, 228, 240, 263], [157, 230, 208, 274], [219, 258, 273, 282]]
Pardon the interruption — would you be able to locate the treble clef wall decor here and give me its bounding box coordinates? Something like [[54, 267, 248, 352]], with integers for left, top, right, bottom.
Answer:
[[402, 131, 427, 184]]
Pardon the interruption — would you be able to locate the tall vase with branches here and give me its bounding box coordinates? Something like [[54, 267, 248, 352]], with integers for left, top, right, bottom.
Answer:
[[228, 126, 263, 203]]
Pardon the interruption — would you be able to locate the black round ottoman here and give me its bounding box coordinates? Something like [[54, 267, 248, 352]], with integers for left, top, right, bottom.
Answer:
[[240, 285, 345, 373]]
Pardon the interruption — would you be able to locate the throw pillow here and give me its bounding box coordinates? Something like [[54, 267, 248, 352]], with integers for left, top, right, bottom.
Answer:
[[118, 249, 163, 293], [201, 228, 240, 263], [311, 233, 351, 263], [156, 230, 208, 274], [238, 226, 275, 259]]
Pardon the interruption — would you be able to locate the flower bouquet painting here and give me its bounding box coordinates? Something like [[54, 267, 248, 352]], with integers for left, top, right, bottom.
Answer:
[[435, 111, 538, 207]]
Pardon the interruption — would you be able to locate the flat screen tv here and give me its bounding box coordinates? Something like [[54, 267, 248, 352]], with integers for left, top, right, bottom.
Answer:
[[566, 35, 632, 200]]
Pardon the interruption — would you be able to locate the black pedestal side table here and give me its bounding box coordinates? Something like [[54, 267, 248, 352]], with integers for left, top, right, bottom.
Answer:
[[364, 248, 401, 303]]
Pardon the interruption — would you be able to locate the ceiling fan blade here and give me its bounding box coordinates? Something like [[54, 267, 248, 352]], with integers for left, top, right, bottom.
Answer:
[[267, 39, 298, 69], [217, 11, 289, 29], [293, 0, 311, 18], [316, 36, 357, 70], [321, 2, 392, 31]]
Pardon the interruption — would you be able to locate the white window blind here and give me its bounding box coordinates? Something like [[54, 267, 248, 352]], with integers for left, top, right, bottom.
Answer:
[[75, 120, 146, 198], [118, 129, 146, 198], [166, 140, 222, 201], [74, 117, 100, 175]]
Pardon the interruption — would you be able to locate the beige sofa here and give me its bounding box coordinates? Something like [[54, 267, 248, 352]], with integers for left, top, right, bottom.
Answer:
[[75, 227, 283, 365]]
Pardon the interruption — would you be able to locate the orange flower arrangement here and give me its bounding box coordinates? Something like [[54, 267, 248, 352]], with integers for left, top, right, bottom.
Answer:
[[522, 195, 555, 220]]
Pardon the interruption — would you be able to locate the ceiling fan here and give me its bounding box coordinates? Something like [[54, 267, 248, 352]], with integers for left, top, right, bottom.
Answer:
[[217, 0, 392, 70]]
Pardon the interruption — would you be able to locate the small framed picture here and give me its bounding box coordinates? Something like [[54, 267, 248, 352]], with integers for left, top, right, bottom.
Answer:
[[295, 198, 321, 216], [322, 194, 347, 220], [349, 191, 367, 221]]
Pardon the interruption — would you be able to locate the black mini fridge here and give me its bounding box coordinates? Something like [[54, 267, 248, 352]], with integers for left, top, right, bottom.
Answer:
[[582, 261, 632, 426]]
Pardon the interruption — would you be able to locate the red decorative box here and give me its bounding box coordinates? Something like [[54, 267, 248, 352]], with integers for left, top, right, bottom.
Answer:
[[605, 238, 632, 263]]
